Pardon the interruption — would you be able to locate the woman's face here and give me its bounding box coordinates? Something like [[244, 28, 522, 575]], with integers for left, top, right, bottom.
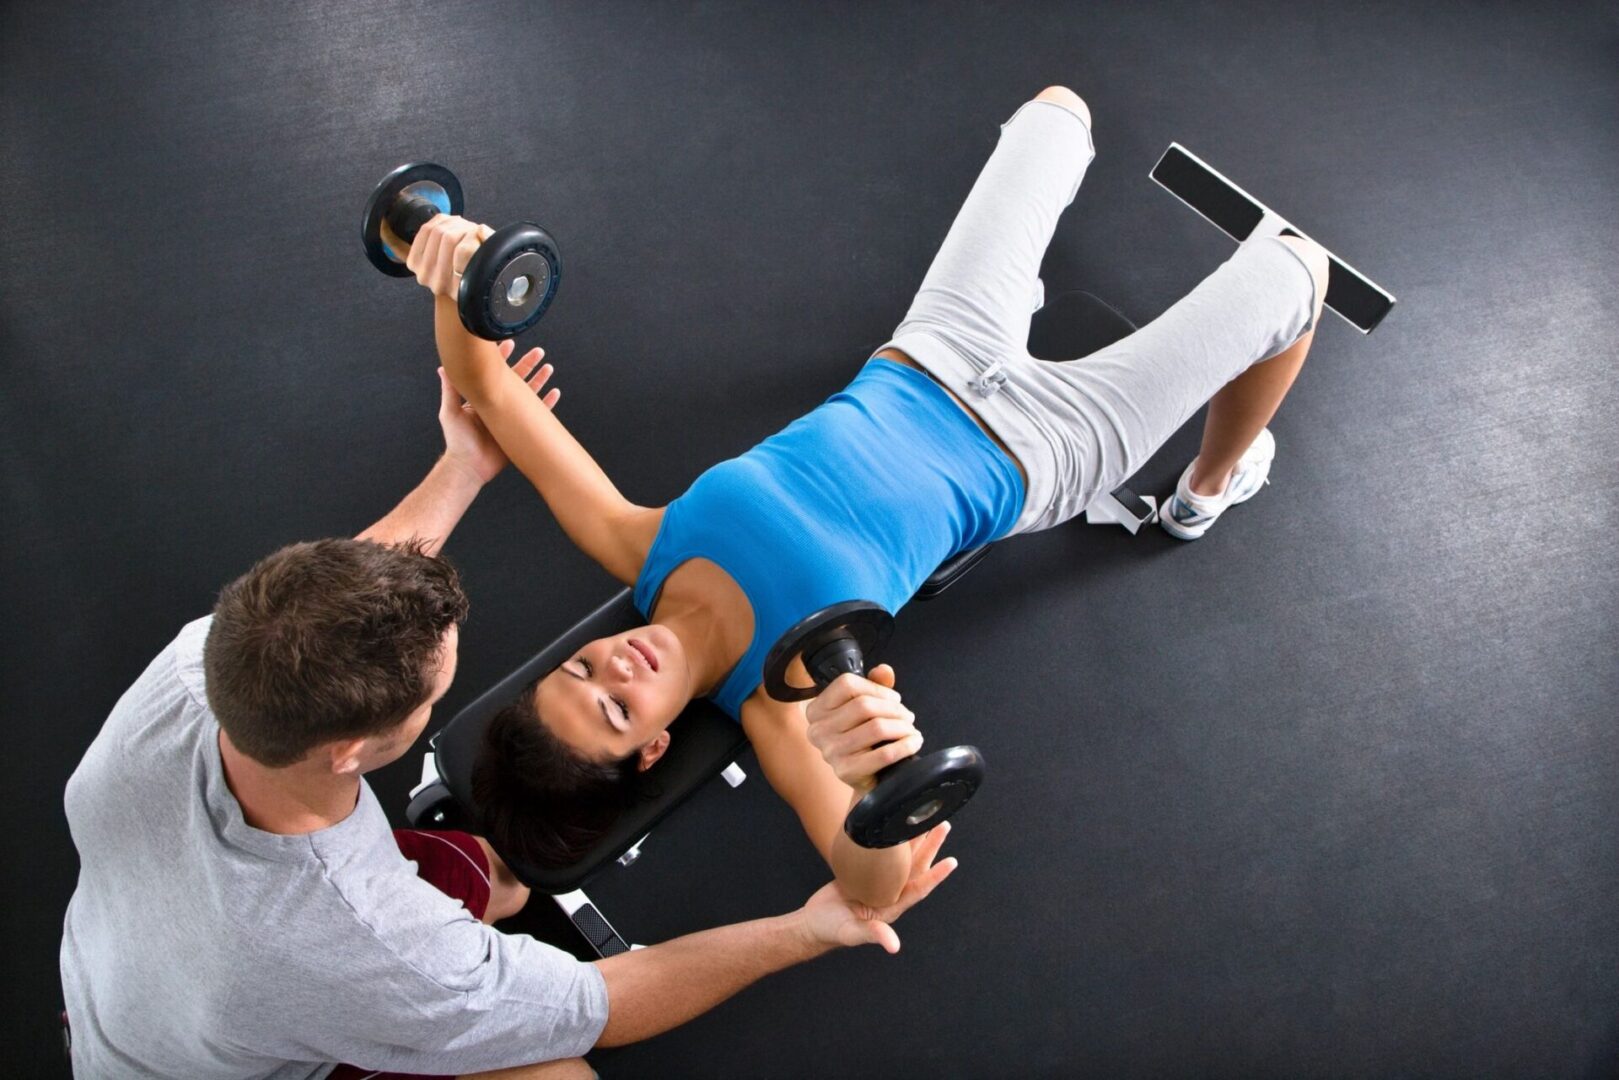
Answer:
[[532, 624, 690, 762]]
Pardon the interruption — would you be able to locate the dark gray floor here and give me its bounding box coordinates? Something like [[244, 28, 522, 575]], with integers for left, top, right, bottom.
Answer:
[[4, 1, 1617, 1076]]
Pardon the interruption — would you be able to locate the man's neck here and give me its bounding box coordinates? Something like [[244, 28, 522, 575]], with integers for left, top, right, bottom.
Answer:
[[217, 729, 362, 835]]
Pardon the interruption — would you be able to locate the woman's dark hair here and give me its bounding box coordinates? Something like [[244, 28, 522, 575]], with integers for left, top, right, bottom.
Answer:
[[472, 676, 644, 871], [204, 538, 469, 767]]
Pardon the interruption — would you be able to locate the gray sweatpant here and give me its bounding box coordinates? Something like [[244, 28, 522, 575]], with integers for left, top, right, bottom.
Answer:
[[879, 99, 1321, 536]]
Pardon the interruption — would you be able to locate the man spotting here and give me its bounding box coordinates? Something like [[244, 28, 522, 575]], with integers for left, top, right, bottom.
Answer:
[[59, 350, 954, 1080]]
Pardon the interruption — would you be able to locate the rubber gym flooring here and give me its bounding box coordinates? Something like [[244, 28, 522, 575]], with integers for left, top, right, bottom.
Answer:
[[4, 2, 1616, 1076]]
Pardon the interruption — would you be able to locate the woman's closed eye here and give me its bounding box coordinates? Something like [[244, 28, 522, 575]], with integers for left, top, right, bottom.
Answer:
[[576, 657, 630, 719]]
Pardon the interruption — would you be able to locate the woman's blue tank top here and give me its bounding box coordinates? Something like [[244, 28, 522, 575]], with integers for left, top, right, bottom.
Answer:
[[631, 359, 1024, 720]]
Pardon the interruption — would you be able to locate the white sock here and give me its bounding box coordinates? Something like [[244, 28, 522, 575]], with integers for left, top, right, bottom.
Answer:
[[1182, 462, 1232, 503]]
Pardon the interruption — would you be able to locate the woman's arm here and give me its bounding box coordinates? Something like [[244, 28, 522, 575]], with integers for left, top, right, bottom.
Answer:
[[407, 215, 656, 584], [741, 687, 916, 908], [434, 300, 655, 583], [357, 343, 559, 554]]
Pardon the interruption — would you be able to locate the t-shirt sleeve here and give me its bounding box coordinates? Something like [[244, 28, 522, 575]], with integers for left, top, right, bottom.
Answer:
[[245, 880, 609, 1075]]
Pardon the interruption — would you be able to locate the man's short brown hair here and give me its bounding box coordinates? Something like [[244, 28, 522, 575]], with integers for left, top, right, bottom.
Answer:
[[204, 538, 470, 767]]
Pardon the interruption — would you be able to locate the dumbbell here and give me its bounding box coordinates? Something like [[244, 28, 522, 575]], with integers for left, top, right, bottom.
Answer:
[[361, 162, 562, 340], [763, 600, 986, 848]]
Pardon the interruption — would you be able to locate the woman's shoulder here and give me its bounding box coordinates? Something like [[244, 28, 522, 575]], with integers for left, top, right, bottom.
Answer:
[[619, 505, 666, 570]]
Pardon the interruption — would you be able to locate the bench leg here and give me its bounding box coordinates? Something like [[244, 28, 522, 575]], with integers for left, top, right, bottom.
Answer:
[[553, 890, 637, 957], [1085, 485, 1159, 534]]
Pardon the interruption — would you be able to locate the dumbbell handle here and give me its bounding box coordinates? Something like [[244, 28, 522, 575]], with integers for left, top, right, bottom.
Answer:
[[385, 194, 443, 248], [806, 636, 866, 688]]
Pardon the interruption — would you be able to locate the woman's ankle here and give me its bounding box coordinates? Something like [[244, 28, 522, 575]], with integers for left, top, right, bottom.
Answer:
[[1187, 458, 1233, 498]]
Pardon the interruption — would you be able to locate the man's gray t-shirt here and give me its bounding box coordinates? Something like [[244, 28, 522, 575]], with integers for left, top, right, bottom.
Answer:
[[60, 617, 609, 1079]]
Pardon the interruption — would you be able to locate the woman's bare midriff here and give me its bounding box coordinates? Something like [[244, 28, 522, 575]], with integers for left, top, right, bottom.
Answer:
[[874, 347, 1030, 490]]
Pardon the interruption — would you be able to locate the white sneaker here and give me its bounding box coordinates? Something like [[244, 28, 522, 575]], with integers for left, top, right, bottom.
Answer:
[[1158, 428, 1276, 540]]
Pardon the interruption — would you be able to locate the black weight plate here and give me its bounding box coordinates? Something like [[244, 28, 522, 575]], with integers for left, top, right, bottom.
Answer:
[[457, 222, 562, 339], [763, 600, 894, 702], [362, 162, 464, 277], [845, 744, 986, 848]]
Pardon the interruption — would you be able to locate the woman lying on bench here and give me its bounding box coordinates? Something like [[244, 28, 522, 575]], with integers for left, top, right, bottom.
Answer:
[[415, 87, 1329, 907]]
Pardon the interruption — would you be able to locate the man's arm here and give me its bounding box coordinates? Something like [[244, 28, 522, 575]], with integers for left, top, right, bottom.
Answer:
[[593, 910, 829, 1047], [404, 215, 652, 585], [356, 456, 483, 556], [357, 342, 559, 555], [592, 830, 956, 1047], [458, 1059, 594, 1080]]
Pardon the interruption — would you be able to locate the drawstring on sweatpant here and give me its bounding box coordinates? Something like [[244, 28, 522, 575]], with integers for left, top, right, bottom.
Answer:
[[972, 359, 1009, 397]]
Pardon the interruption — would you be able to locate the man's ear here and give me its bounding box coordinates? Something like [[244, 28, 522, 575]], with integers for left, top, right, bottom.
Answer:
[[327, 737, 369, 776], [635, 729, 672, 773]]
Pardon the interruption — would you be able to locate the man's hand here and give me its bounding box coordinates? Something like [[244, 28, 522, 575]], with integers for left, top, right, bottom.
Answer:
[[439, 339, 560, 486], [797, 820, 958, 954], [803, 664, 922, 791], [591, 822, 957, 1047]]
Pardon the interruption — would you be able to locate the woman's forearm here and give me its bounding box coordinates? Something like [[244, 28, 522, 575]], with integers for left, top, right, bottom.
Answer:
[[827, 794, 913, 907], [431, 296, 646, 580], [434, 294, 517, 403]]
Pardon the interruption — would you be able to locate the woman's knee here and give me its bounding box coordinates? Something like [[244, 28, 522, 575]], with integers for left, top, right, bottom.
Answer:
[[1033, 85, 1090, 129], [475, 836, 532, 923], [1276, 234, 1329, 324]]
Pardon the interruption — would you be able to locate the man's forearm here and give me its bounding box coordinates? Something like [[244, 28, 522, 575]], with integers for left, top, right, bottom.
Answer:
[[592, 910, 831, 1047], [356, 455, 483, 555]]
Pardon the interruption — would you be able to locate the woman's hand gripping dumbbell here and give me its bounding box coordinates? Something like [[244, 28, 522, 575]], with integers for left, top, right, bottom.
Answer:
[[361, 162, 561, 339]]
